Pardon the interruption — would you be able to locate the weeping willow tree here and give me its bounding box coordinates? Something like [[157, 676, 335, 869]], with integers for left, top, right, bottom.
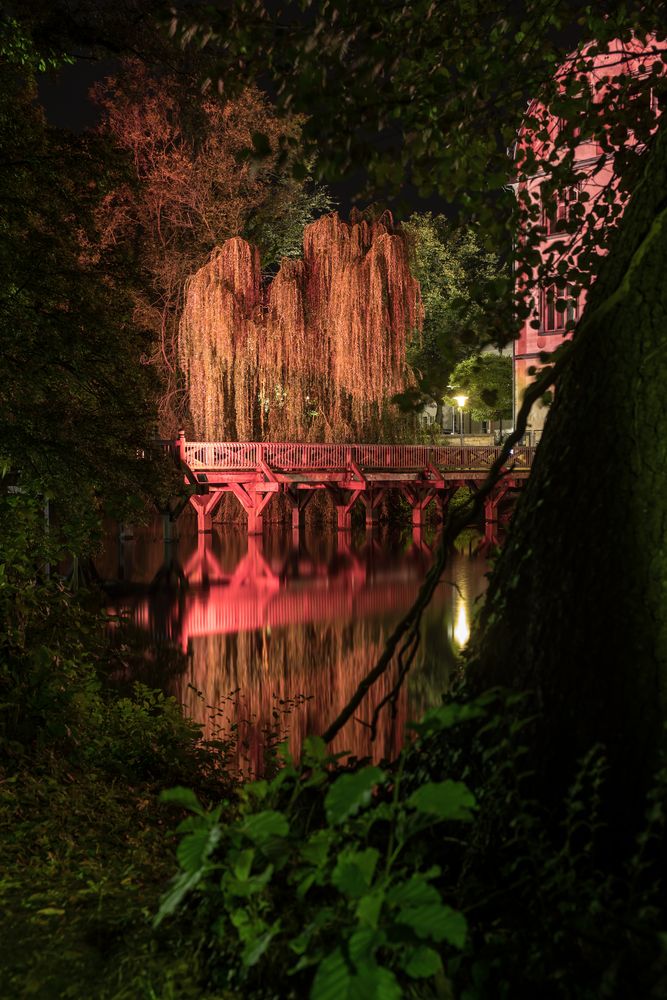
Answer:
[[178, 211, 422, 441]]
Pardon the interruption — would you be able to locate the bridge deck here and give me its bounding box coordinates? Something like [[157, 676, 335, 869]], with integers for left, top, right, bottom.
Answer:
[[173, 435, 535, 535]]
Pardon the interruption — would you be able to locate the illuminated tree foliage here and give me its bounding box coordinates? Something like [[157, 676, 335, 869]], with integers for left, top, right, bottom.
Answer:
[[179, 211, 422, 441], [94, 60, 330, 433], [402, 214, 499, 421], [447, 354, 513, 426], [172, 3, 666, 338]]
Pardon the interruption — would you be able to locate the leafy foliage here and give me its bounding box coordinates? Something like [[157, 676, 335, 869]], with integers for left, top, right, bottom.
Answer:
[[156, 729, 476, 997], [402, 214, 501, 411], [446, 354, 513, 424], [0, 35, 166, 551], [155, 694, 667, 998]]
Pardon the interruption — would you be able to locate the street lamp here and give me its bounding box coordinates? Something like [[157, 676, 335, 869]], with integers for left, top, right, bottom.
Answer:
[[453, 393, 468, 450]]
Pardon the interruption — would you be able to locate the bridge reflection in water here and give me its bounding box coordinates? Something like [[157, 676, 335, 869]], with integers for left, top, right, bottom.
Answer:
[[106, 525, 489, 771]]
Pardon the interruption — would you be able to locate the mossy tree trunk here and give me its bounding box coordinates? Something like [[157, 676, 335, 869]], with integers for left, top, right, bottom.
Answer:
[[468, 128, 667, 804]]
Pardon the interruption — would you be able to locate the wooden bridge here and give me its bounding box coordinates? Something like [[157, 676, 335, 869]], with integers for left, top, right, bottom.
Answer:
[[173, 433, 535, 535]]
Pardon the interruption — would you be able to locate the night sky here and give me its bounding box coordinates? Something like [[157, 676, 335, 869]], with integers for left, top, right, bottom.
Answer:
[[38, 58, 119, 132]]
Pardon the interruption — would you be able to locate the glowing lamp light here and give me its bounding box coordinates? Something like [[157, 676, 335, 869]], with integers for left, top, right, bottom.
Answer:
[[452, 393, 468, 448], [453, 602, 470, 648]]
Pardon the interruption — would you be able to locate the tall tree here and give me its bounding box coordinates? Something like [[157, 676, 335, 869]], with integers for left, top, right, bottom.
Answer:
[[94, 60, 331, 433], [402, 214, 499, 424], [0, 17, 162, 550], [178, 211, 421, 441]]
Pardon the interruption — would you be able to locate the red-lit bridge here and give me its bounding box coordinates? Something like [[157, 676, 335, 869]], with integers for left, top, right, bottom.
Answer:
[[173, 434, 535, 535]]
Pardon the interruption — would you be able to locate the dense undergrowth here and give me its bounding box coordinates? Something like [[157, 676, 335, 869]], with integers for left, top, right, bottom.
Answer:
[[3, 491, 667, 998], [0, 493, 233, 997], [155, 695, 667, 999]]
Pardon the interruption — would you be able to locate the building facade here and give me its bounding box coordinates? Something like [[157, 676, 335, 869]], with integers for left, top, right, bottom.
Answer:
[[513, 37, 663, 442]]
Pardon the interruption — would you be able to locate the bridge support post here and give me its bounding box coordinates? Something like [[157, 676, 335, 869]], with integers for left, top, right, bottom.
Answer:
[[336, 505, 351, 531], [189, 492, 223, 534], [326, 485, 362, 532], [359, 489, 385, 532], [229, 483, 277, 535], [247, 506, 262, 535], [285, 487, 316, 535], [401, 487, 437, 530], [483, 480, 512, 527]]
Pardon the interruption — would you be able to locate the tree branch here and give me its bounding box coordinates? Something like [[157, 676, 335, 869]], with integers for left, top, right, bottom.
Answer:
[[321, 347, 570, 746]]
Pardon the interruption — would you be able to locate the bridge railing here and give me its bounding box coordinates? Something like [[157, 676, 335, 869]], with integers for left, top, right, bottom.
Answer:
[[181, 439, 535, 472]]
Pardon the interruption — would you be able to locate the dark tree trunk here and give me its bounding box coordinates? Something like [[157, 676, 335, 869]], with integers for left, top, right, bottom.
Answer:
[[467, 128, 667, 808], [435, 399, 444, 432]]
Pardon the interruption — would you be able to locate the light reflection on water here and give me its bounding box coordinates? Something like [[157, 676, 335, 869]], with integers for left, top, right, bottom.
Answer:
[[100, 520, 490, 770]]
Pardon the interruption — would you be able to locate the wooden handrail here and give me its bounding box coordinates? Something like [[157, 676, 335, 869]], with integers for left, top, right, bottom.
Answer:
[[175, 438, 535, 473]]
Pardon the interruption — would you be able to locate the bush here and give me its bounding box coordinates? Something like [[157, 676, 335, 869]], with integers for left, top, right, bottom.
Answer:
[[156, 694, 667, 999]]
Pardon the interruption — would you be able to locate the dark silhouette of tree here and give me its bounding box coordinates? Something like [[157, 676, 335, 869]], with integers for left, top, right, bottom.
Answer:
[[0, 18, 162, 549]]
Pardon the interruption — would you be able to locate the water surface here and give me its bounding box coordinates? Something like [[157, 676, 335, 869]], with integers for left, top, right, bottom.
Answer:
[[99, 521, 490, 770]]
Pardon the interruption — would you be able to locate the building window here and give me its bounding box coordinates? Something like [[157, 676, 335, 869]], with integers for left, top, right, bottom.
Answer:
[[541, 283, 579, 333], [543, 183, 582, 235]]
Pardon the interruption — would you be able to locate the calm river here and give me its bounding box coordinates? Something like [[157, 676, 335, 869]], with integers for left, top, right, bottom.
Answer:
[[98, 519, 490, 771]]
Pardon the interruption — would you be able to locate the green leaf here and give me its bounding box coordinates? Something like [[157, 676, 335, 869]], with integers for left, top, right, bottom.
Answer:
[[311, 948, 352, 1000], [325, 766, 385, 825], [348, 926, 386, 964], [296, 871, 316, 898], [176, 823, 222, 874], [302, 734, 329, 762], [350, 963, 402, 999], [159, 786, 205, 816], [387, 874, 441, 908], [232, 847, 255, 880], [244, 924, 280, 966], [154, 868, 204, 926], [223, 851, 274, 898], [300, 828, 336, 867], [230, 908, 280, 965], [331, 847, 380, 897], [407, 780, 476, 821], [240, 809, 289, 846], [311, 950, 401, 1000], [408, 701, 486, 736], [356, 889, 384, 928], [397, 903, 468, 948], [402, 945, 443, 978]]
